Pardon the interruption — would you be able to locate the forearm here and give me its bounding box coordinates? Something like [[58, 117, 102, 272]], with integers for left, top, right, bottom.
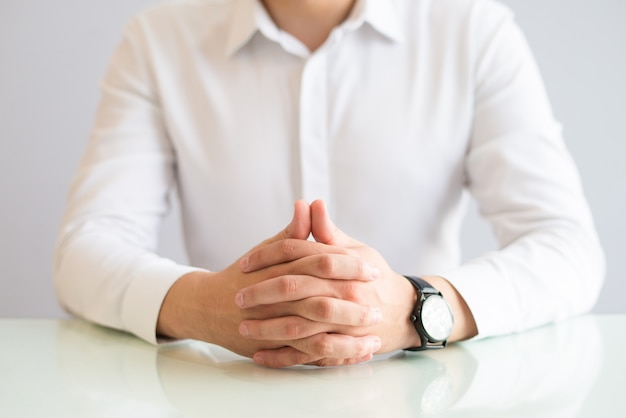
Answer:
[[54, 30, 186, 342], [156, 270, 236, 346], [463, 0, 605, 337], [444, 228, 605, 338], [156, 271, 208, 341], [156, 269, 280, 357], [54, 228, 197, 343]]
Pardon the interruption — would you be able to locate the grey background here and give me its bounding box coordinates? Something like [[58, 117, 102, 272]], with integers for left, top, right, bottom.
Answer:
[[1, 0, 624, 318]]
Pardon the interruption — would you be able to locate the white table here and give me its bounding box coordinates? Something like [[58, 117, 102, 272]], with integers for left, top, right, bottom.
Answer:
[[1, 314, 624, 417]]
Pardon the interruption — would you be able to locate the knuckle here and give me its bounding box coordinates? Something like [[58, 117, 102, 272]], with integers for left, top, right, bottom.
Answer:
[[313, 336, 335, 358], [293, 352, 313, 366], [278, 239, 298, 257], [316, 358, 340, 367], [279, 276, 298, 296], [283, 319, 302, 339], [341, 282, 362, 302], [317, 255, 337, 277], [314, 298, 336, 321]]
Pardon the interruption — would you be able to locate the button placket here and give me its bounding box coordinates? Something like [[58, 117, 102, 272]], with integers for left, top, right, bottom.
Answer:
[[298, 50, 330, 206]]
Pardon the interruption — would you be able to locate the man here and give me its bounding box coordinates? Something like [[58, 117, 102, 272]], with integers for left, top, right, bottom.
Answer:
[[54, 0, 605, 368]]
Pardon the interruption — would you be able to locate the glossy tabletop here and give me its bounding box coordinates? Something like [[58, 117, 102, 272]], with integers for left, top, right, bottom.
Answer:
[[1, 314, 624, 417]]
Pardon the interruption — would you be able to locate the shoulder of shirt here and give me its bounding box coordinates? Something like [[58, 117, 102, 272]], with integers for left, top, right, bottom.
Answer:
[[405, 0, 515, 40], [124, 0, 235, 34], [398, 0, 512, 25], [413, 0, 513, 19], [135, 0, 234, 16], [116, 0, 240, 54]]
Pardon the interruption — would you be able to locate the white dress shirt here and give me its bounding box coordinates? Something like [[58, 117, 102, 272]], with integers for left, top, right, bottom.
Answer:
[[54, 0, 605, 345]]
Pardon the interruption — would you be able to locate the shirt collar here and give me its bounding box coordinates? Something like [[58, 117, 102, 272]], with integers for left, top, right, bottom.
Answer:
[[359, 0, 403, 43], [224, 0, 258, 56], [224, 0, 403, 56]]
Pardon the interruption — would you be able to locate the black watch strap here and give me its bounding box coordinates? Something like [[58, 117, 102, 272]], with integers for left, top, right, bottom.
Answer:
[[404, 275, 448, 351], [404, 275, 441, 298]]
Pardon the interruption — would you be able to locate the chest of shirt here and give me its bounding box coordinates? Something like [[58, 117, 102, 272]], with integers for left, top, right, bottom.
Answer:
[[152, 28, 474, 191]]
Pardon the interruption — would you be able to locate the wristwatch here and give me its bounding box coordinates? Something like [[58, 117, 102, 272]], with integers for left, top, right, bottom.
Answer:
[[403, 276, 454, 351]]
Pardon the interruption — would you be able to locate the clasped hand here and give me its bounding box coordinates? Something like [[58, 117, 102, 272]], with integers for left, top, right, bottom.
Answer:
[[157, 200, 419, 368], [234, 200, 418, 367]]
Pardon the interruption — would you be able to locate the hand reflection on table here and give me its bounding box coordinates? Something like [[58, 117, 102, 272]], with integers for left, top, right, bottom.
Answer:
[[54, 315, 601, 417]]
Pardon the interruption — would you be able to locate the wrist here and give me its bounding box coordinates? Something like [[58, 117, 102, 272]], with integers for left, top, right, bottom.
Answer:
[[401, 275, 424, 349], [156, 270, 215, 341], [420, 275, 478, 342]]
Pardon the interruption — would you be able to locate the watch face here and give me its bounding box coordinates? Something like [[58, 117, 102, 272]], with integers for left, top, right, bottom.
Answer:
[[421, 295, 454, 342]]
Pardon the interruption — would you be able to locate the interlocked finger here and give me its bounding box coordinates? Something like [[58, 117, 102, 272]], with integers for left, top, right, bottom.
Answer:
[[240, 298, 382, 338], [241, 239, 348, 273], [236, 272, 374, 308], [252, 333, 381, 368]]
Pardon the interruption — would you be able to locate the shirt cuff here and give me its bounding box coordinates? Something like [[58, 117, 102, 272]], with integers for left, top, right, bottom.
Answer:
[[121, 260, 204, 345], [442, 257, 520, 340]]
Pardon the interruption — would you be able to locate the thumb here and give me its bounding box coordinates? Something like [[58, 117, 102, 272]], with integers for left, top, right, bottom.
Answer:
[[260, 200, 311, 247], [310, 199, 357, 246], [239, 200, 311, 269], [282, 199, 312, 240]]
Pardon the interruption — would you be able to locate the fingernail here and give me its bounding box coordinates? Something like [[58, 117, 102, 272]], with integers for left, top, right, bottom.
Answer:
[[358, 353, 373, 363], [239, 323, 249, 336], [371, 308, 383, 324], [235, 291, 245, 308], [367, 264, 380, 280], [369, 337, 382, 353], [240, 256, 249, 271], [253, 354, 265, 365]]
